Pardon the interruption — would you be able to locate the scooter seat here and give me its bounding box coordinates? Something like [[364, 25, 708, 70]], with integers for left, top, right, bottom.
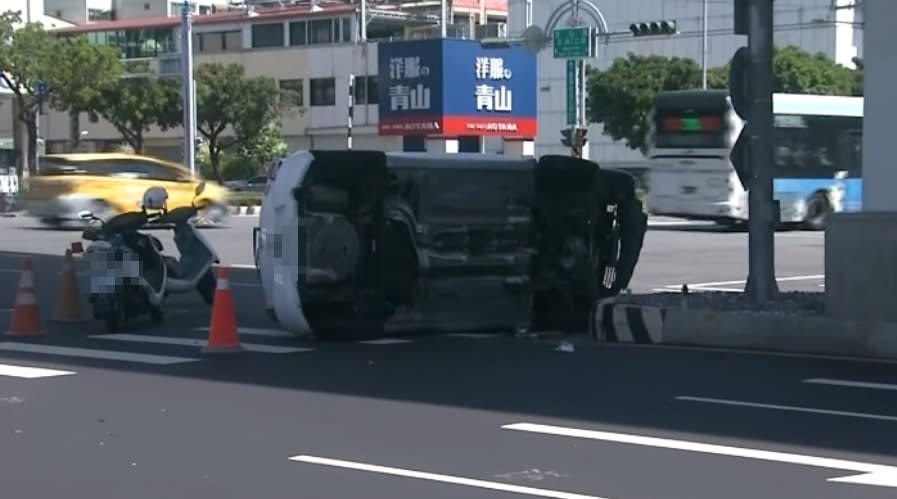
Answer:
[[155, 206, 197, 225]]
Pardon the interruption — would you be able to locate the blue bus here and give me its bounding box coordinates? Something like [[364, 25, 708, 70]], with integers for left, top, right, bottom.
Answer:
[[644, 89, 863, 229]]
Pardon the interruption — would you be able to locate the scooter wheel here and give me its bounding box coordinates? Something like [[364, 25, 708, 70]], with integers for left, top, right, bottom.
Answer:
[[104, 304, 125, 333], [197, 269, 216, 306]]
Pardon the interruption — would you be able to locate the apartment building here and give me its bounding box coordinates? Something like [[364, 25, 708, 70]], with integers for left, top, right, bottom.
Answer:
[[26, 0, 512, 160]]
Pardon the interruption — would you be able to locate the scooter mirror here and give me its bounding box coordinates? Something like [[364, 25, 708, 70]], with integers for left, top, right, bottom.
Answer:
[[77, 210, 94, 220], [195, 181, 206, 196]]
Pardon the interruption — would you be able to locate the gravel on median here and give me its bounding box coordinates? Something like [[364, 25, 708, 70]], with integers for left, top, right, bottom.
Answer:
[[611, 290, 825, 316]]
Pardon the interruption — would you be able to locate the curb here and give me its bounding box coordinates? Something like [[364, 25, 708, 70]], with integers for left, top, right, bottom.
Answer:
[[228, 205, 261, 216], [590, 298, 897, 359]]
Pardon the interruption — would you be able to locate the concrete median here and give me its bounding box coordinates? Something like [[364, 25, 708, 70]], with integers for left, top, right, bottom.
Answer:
[[590, 297, 897, 359]]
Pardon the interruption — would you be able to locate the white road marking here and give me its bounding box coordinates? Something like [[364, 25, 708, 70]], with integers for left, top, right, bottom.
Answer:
[[90, 333, 310, 354], [502, 422, 897, 488], [804, 378, 897, 392], [0, 342, 198, 365], [657, 274, 824, 293], [601, 342, 897, 365], [289, 455, 611, 499], [672, 274, 825, 288], [675, 395, 897, 422], [193, 326, 296, 339], [357, 338, 412, 345], [0, 363, 76, 378]]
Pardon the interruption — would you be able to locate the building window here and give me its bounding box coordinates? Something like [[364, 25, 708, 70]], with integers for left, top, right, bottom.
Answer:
[[251, 23, 284, 48], [279, 79, 304, 107], [309, 19, 333, 44], [89, 28, 176, 59], [310, 78, 335, 106], [289, 21, 307, 46], [354, 76, 379, 105], [194, 30, 242, 53], [88, 9, 113, 21], [342, 18, 353, 42]]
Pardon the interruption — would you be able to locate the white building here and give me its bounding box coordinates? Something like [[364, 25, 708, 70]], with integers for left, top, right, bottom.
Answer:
[[507, 0, 863, 163]]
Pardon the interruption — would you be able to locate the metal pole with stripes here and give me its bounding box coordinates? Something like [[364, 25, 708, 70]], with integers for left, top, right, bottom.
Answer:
[[347, 73, 354, 150]]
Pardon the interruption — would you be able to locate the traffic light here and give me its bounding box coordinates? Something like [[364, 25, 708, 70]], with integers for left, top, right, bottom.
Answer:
[[629, 20, 678, 36], [561, 127, 588, 158], [561, 128, 573, 147]]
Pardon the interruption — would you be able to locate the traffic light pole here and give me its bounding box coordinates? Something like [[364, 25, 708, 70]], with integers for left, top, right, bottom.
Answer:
[[744, 0, 780, 303]]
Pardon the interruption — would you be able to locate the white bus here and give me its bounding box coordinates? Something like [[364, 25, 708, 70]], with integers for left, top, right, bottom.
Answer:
[[643, 89, 863, 229]]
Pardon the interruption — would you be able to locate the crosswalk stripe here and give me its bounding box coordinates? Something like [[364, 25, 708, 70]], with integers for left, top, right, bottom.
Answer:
[[0, 342, 198, 365], [357, 338, 412, 345], [89, 333, 312, 354], [192, 326, 296, 338], [0, 363, 76, 378]]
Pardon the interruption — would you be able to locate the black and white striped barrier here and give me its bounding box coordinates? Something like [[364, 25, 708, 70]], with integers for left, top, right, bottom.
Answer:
[[229, 205, 261, 216], [590, 299, 665, 344]]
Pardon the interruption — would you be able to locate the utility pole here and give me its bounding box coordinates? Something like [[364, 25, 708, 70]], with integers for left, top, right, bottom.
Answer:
[[743, 0, 780, 303], [441, 0, 448, 37], [701, 0, 708, 88], [181, 1, 197, 177], [360, 0, 367, 41]]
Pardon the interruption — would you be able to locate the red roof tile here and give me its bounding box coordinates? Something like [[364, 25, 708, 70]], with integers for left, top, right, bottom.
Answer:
[[56, 4, 356, 34]]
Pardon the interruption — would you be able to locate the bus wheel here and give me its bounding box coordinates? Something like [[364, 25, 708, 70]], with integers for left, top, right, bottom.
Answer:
[[804, 193, 831, 231]]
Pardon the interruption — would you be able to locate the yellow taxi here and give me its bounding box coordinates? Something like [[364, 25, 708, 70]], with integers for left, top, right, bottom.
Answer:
[[21, 152, 229, 227]]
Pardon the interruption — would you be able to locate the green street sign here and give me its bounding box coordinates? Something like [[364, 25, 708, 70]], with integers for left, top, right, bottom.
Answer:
[[566, 60, 577, 125], [553, 27, 593, 59]]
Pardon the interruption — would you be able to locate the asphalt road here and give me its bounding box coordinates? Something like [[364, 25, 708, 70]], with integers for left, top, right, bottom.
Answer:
[[2, 213, 878, 499]]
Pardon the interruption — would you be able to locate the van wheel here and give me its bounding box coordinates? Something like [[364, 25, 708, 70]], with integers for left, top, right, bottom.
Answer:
[[804, 193, 831, 231]]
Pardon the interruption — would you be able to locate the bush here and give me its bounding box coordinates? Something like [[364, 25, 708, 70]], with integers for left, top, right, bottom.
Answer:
[[227, 191, 264, 206]]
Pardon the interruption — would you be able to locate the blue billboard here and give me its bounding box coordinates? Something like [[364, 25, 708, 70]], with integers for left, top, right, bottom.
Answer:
[[378, 38, 538, 137]]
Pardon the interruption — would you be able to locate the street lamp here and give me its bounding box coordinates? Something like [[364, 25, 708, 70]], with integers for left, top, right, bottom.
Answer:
[[180, 1, 197, 177]]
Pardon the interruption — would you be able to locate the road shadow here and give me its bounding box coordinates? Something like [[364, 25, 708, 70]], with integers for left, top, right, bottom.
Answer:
[[0, 249, 895, 465]]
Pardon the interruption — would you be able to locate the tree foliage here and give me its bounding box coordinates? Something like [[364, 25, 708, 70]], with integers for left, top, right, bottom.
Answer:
[[0, 10, 122, 179], [87, 61, 182, 152], [197, 121, 288, 181], [586, 54, 716, 153], [195, 62, 291, 183], [586, 45, 863, 153]]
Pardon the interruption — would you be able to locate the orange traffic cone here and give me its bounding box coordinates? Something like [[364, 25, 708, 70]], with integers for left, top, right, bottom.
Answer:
[[202, 266, 243, 354], [6, 257, 45, 337], [53, 249, 87, 322]]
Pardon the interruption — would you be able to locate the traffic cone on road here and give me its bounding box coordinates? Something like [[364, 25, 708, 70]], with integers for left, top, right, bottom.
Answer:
[[202, 266, 243, 354], [6, 257, 45, 337], [53, 249, 87, 322]]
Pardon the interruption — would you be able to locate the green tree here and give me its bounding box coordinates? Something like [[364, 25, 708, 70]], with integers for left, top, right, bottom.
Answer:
[[771, 45, 856, 95], [586, 46, 864, 154], [233, 121, 289, 174], [0, 10, 122, 182], [87, 61, 182, 152], [586, 53, 706, 153], [707, 46, 859, 95], [195, 62, 291, 183]]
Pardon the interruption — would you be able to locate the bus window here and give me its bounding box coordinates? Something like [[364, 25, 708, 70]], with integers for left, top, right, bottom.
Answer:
[[773, 114, 862, 178], [652, 110, 731, 149]]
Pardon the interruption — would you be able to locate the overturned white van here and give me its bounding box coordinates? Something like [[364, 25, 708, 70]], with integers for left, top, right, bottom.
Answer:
[[253, 150, 646, 340]]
